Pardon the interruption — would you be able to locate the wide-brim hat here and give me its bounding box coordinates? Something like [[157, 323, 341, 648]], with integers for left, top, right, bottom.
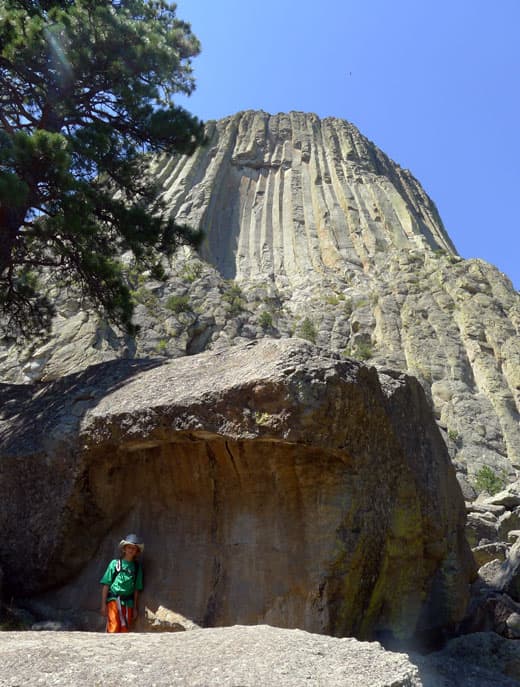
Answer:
[[119, 533, 144, 553]]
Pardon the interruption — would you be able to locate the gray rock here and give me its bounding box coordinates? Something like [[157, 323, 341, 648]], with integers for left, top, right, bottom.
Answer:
[[0, 625, 422, 687], [465, 511, 498, 547], [483, 481, 520, 508], [144, 606, 200, 632], [498, 507, 520, 540], [457, 474, 477, 501], [472, 542, 509, 567], [460, 583, 520, 637], [506, 612, 520, 638], [417, 632, 520, 686], [477, 540, 520, 602], [478, 558, 507, 590], [466, 502, 506, 516]]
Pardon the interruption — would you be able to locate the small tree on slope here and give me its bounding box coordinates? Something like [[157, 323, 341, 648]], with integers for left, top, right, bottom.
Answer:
[[0, 0, 206, 338]]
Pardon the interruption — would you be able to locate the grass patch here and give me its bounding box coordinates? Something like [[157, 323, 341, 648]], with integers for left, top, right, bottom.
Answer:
[[325, 294, 340, 306]]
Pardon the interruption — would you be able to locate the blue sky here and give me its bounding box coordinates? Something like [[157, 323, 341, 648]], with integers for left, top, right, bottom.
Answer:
[[175, 0, 519, 290]]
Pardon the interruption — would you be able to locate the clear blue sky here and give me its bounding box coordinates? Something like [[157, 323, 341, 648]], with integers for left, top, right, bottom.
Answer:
[[175, 0, 519, 290]]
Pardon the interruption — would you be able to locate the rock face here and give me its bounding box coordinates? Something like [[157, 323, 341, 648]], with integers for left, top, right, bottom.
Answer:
[[1, 111, 518, 489], [0, 339, 474, 642]]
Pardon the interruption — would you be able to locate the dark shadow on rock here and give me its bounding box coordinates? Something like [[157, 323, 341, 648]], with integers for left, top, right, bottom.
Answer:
[[0, 357, 165, 457]]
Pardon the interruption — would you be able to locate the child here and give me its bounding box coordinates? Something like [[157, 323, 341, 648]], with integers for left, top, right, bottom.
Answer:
[[100, 533, 144, 633]]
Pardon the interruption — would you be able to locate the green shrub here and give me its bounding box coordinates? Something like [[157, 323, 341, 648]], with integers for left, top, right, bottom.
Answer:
[[448, 428, 459, 442], [355, 342, 373, 361], [155, 339, 168, 354], [259, 311, 273, 330], [298, 317, 317, 344], [223, 283, 245, 316], [131, 286, 160, 313], [474, 466, 507, 496], [165, 294, 191, 314], [325, 294, 340, 306], [150, 262, 167, 281], [181, 261, 203, 283]]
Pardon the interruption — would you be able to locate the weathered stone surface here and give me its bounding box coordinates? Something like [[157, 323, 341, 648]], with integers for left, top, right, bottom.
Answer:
[[506, 612, 520, 638], [467, 502, 506, 516], [416, 632, 520, 686], [0, 339, 474, 642], [0, 111, 518, 483], [460, 577, 520, 637], [477, 540, 520, 601], [144, 605, 200, 632], [478, 559, 506, 590], [472, 542, 509, 567], [2, 626, 519, 687], [483, 481, 520, 508], [499, 508, 520, 540], [465, 511, 498, 548], [0, 626, 422, 687]]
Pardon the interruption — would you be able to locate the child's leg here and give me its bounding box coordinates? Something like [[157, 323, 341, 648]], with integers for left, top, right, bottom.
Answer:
[[106, 600, 121, 633], [106, 600, 134, 633], [123, 606, 134, 632]]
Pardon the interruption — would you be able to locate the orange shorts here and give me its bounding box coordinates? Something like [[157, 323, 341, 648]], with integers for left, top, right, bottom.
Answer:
[[106, 599, 134, 633]]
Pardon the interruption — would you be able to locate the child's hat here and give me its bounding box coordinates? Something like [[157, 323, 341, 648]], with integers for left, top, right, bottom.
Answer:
[[119, 533, 144, 553]]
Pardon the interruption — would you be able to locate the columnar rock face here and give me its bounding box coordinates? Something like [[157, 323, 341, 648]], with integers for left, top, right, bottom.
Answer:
[[157, 111, 455, 280], [0, 111, 518, 489], [0, 340, 475, 642]]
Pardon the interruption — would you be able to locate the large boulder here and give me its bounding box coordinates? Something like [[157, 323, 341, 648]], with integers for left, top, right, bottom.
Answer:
[[478, 539, 520, 601], [0, 339, 475, 642]]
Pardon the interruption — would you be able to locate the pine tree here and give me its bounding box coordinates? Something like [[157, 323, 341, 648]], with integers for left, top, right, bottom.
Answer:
[[0, 0, 206, 337]]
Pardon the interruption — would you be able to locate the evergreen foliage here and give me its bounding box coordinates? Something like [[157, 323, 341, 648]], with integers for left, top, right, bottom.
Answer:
[[473, 466, 506, 496], [0, 0, 206, 337], [258, 310, 273, 330], [298, 317, 317, 344]]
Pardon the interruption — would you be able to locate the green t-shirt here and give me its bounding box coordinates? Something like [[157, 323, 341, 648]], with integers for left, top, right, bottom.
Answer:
[[100, 559, 144, 607]]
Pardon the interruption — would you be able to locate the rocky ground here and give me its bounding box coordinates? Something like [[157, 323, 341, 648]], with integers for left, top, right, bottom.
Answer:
[[0, 626, 519, 687], [0, 626, 421, 687]]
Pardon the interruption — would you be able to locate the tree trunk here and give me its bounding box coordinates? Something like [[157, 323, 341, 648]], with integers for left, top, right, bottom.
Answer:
[[0, 205, 26, 278]]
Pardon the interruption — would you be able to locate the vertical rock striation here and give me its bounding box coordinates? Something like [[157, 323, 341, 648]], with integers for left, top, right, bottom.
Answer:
[[0, 110, 518, 486], [155, 111, 455, 282]]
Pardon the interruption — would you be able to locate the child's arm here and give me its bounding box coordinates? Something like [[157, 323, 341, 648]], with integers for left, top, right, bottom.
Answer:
[[100, 584, 109, 616]]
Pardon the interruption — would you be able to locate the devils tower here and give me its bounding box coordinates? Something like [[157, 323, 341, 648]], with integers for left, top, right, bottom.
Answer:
[[1, 111, 519, 492]]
